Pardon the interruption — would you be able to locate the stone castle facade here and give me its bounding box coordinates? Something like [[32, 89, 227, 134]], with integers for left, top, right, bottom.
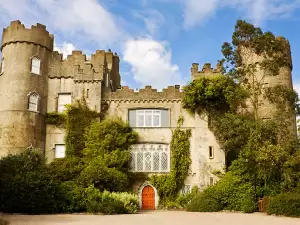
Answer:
[[0, 21, 296, 209]]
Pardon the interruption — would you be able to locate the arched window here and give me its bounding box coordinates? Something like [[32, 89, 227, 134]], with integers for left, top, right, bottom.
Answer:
[[1, 58, 4, 74], [31, 57, 41, 75], [28, 92, 40, 112]]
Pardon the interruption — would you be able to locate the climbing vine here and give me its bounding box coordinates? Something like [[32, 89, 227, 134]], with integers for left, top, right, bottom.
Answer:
[[151, 117, 192, 206], [64, 97, 101, 157], [45, 112, 66, 126]]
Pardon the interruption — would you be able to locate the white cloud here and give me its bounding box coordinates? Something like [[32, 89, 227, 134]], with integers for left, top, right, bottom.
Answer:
[[294, 83, 300, 96], [183, 0, 300, 29], [123, 39, 183, 89], [54, 42, 76, 59], [133, 9, 166, 36], [0, 0, 124, 47]]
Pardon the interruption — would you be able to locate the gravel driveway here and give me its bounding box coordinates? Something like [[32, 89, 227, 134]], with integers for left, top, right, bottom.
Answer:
[[2, 211, 300, 225]]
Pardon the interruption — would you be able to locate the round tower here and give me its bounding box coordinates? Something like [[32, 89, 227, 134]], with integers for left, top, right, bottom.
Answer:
[[0, 20, 53, 157]]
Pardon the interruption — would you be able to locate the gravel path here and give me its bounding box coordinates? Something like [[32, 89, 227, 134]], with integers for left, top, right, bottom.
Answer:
[[2, 211, 300, 225]]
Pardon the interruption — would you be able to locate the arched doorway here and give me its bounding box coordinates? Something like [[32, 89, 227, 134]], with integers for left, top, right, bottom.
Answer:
[[142, 185, 155, 210]]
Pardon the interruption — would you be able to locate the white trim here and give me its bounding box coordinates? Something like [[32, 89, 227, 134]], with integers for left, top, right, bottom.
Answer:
[[136, 109, 161, 127], [30, 56, 41, 75], [138, 182, 159, 210]]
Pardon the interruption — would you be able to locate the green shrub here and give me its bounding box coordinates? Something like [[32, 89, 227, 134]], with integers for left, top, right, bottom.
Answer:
[[86, 187, 138, 215], [78, 159, 129, 191], [267, 192, 300, 217], [0, 148, 65, 214], [187, 192, 222, 212], [48, 157, 85, 182], [187, 172, 256, 213], [60, 181, 87, 213]]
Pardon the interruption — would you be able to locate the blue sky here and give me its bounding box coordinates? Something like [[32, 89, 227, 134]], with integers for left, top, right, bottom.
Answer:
[[1, 0, 300, 91]]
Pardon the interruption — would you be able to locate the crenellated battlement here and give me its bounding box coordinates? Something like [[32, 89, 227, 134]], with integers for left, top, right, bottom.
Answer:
[[103, 85, 182, 102], [49, 49, 120, 81], [191, 62, 223, 81], [1, 20, 54, 51]]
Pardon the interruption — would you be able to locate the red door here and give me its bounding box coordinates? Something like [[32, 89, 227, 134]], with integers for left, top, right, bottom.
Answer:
[[142, 186, 155, 210]]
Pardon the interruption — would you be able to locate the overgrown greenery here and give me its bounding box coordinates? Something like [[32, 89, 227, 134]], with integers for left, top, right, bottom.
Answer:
[[0, 98, 140, 215], [266, 187, 300, 217], [183, 20, 300, 215], [151, 117, 192, 206]]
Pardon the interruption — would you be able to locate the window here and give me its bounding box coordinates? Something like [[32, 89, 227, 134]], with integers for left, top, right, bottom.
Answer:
[[58, 93, 72, 112], [86, 89, 89, 99], [209, 146, 214, 159], [209, 177, 215, 186], [136, 110, 161, 127], [55, 144, 65, 158], [31, 57, 41, 75], [1, 58, 4, 74], [106, 73, 109, 87], [181, 185, 192, 195], [129, 143, 170, 172], [28, 92, 40, 112]]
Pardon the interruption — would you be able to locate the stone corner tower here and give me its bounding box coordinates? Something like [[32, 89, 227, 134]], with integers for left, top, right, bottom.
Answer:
[[0, 20, 54, 157]]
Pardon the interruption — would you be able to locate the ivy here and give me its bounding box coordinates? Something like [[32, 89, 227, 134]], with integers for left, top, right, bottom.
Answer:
[[151, 117, 192, 206], [45, 112, 66, 126], [65, 97, 101, 157]]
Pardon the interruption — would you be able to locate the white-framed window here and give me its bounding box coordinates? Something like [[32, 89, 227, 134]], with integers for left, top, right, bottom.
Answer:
[[136, 110, 161, 127], [1, 58, 4, 74], [209, 146, 214, 159], [28, 91, 40, 112], [31, 57, 41, 75], [58, 93, 72, 112], [55, 144, 66, 158], [181, 185, 192, 195], [129, 143, 170, 173]]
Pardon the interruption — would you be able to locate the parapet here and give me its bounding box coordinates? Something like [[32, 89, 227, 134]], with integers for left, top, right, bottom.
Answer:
[[191, 62, 223, 81], [275, 36, 292, 70], [103, 85, 182, 102], [1, 20, 54, 51], [49, 49, 120, 81]]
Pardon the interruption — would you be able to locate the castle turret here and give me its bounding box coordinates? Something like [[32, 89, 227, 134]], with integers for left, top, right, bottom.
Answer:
[[0, 20, 53, 157]]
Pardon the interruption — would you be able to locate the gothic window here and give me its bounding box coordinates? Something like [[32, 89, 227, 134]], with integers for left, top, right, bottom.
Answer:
[[181, 185, 192, 195], [31, 57, 41, 75], [57, 93, 72, 112], [136, 110, 161, 127], [28, 92, 40, 112], [55, 144, 66, 158], [1, 58, 4, 74], [129, 143, 170, 172]]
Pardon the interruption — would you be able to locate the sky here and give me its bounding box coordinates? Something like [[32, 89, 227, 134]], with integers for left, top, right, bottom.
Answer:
[[0, 0, 300, 92]]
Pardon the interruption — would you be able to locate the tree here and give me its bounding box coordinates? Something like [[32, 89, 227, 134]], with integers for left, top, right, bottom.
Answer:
[[221, 20, 294, 120]]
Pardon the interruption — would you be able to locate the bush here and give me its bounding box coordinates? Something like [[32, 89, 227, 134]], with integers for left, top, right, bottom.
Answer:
[[187, 192, 222, 212], [59, 181, 87, 213], [48, 157, 85, 182], [187, 172, 256, 213], [78, 159, 129, 192], [267, 192, 300, 217], [0, 149, 65, 214], [86, 187, 139, 214]]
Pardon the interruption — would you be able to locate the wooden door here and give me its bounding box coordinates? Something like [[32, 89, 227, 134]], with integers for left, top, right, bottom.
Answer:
[[142, 186, 155, 210]]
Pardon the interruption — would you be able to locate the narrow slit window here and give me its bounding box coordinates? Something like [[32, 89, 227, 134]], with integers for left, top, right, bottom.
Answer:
[[1, 58, 4, 73], [209, 146, 214, 159], [209, 177, 214, 186], [31, 57, 41, 75], [86, 89, 89, 98]]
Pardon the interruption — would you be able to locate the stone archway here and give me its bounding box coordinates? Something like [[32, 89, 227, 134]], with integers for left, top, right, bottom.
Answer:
[[138, 182, 159, 210]]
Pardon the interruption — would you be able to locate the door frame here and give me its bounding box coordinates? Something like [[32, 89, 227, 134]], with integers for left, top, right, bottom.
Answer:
[[138, 182, 159, 209]]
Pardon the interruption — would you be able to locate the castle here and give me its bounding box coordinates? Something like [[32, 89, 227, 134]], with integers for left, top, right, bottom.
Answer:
[[0, 21, 296, 210]]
